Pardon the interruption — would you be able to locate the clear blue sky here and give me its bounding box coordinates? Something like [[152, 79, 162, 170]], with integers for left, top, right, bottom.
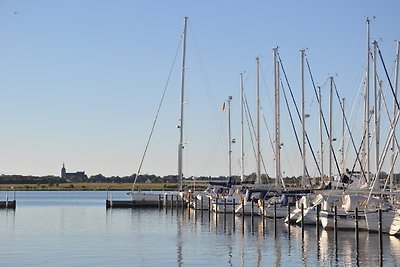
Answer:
[[0, 1, 398, 178]]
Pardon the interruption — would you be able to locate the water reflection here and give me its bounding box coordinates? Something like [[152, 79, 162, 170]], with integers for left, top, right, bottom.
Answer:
[[1, 191, 400, 267]]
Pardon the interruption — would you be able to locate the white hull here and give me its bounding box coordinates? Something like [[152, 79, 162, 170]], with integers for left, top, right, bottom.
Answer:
[[285, 207, 301, 223], [296, 207, 319, 225], [320, 210, 368, 230], [261, 206, 288, 218], [389, 209, 400, 235], [365, 209, 396, 233], [235, 201, 262, 216], [191, 194, 211, 210], [212, 197, 241, 213]]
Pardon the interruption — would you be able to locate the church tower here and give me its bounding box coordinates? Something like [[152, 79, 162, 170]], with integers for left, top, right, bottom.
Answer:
[[61, 163, 66, 179]]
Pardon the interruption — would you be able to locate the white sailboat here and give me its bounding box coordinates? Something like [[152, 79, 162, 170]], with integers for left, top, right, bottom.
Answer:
[[128, 17, 189, 203]]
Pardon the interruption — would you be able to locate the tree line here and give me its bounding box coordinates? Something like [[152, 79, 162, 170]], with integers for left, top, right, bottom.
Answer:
[[0, 172, 399, 186]]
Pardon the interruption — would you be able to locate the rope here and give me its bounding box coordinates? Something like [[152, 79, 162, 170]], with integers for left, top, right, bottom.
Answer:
[[305, 57, 342, 177], [132, 35, 183, 189]]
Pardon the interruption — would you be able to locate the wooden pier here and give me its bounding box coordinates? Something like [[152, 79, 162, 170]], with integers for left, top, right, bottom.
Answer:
[[106, 193, 185, 209], [1, 191, 16, 209], [106, 199, 160, 208], [0, 200, 16, 209]]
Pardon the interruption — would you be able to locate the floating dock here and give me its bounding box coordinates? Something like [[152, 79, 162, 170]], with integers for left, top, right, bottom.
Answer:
[[0, 200, 16, 209], [106, 193, 185, 209], [106, 199, 160, 208], [1, 191, 16, 209]]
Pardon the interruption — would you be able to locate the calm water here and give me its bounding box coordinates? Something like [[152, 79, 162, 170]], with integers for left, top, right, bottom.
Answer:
[[1, 191, 400, 266]]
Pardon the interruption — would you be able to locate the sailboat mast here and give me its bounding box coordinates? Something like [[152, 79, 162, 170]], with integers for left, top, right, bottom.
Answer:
[[228, 96, 233, 180], [274, 48, 281, 188], [363, 17, 371, 182], [373, 40, 379, 176], [301, 49, 306, 188], [318, 86, 324, 179], [341, 98, 345, 173], [329, 76, 333, 183], [390, 41, 400, 198], [256, 57, 261, 184], [178, 16, 188, 191], [240, 73, 245, 182]]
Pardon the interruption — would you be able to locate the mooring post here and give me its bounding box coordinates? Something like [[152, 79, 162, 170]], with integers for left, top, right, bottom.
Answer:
[[165, 194, 168, 213], [316, 204, 320, 233], [224, 198, 227, 216], [242, 197, 245, 231], [223, 198, 227, 231], [334, 205, 338, 244], [263, 199, 266, 220], [379, 208, 383, 251], [172, 194, 175, 213], [355, 207, 359, 238], [208, 197, 211, 221], [200, 196, 203, 216], [301, 202, 304, 238], [251, 199, 254, 218], [274, 202, 277, 237], [194, 197, 197, 220], [232, 198, 236, 231], [263, 200, 266, 235]]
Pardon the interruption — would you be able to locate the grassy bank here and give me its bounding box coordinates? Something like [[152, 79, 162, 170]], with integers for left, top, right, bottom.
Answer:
[[0, 183, 187, 191]]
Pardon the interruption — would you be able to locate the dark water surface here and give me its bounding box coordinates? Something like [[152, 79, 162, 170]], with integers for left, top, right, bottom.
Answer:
[[1, 191, 400, 266]]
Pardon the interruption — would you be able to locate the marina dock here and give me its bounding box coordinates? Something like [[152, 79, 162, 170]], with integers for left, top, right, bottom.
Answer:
[[1, 191, 16, 209], [106, 193, 185, 209], [0, 200, 16, 209]]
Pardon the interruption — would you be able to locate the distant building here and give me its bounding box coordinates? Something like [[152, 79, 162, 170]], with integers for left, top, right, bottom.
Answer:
[[61, 164, 87, 180]]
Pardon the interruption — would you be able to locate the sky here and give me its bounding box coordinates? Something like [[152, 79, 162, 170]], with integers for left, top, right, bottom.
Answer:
[[0, 1, 399, 178]]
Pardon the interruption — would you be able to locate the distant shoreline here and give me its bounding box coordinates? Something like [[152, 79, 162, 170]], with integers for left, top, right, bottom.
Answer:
[[0, 182, 197, 191]]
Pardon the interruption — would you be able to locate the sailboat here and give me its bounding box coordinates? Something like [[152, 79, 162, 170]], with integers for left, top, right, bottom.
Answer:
[[127, 17, 188, 204]]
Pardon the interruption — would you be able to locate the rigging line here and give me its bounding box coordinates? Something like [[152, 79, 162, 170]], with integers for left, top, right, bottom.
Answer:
[[378, 45, 400, 111], [304, 57, 342, 177], [349, 111, 373, 182], [133, 35, 183, 187], [258, 109, 271, 179], [280, 78, 307, 176], [278, 54, 322, 178], [343, 73, 366, 165], [243, 90, 258, 165], [280, 78, 309, 183], [261, 106, 275, 164], [332, 80, 366, 176], [244, 89, 271, 180], [379, 81, 400, 155]]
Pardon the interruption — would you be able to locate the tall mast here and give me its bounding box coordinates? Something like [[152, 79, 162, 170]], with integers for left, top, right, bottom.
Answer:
[[178, 16, 188, 191], [274, 48, 281, 188], [256, 57, 261, 184], [318, 86, 324, 179], [240, 73, 245, 182], [341, 98, 345, 173], [301, 49, 306, 188], [391, 41, 400, 198], [228, 96, 233, 180], [363, 17, 371, 182], [329, 76, 333, 183], [373, 40, 379, 176]]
